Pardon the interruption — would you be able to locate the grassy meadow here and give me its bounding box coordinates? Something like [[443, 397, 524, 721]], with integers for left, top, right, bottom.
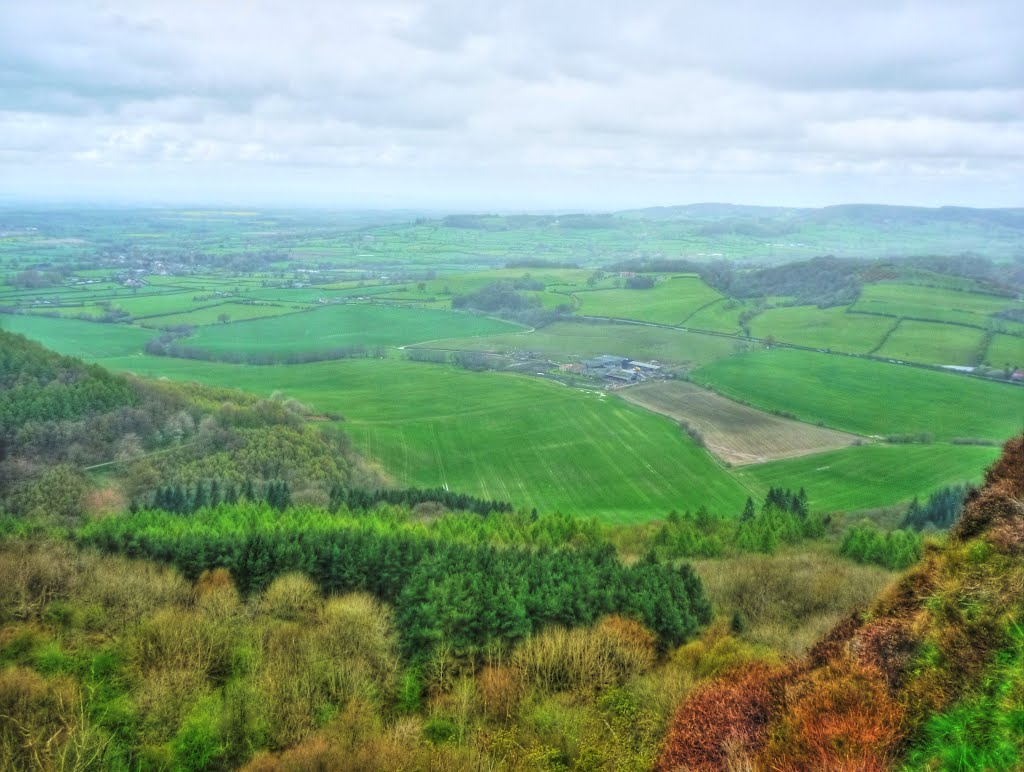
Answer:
[[0, 313, 155, 359], [733, 442, 1002, 512], [984, 333, 1024, 369], [853, 282, 1022, 328], [416, 320, 741, 367], [180, 305, 521, 356], [749, 305, 893, 353], [875, 319, 987, 366], [692, 348, 1024, 441], [99, 355, 749, 521], [575, 277, 723, 325]]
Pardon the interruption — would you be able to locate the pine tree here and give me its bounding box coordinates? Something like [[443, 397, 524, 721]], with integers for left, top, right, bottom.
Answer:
[[741, 497, 755, 522]]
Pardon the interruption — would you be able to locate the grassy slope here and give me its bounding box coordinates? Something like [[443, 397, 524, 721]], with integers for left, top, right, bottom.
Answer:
[[0, 313, 155, 359], [875, 319, 987, 366], [983, 333, 1024, 369], [98, 355, 749, 521], [575, 277, 723, 325], [139, 301, 306, 328], [182, 305, 521, 355], [853, 282, 1021, 327], [692, 348, 1024, 441], [749, 306, 892, 353], [735, 443, 1001, 512]]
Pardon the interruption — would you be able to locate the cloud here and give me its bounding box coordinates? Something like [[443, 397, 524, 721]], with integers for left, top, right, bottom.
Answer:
[[0, 0, 1021, 207]]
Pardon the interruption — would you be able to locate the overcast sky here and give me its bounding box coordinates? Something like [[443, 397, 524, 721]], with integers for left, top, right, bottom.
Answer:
[[1, 1, 1022, 210]]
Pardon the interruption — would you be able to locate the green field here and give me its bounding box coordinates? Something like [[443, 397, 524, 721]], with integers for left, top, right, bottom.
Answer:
[[99, 291, 211, 318], [984, 334, 1024, 369], [750, 306, 893, 353], [97, 355, 749, 521], [237, 285, 395, 304], [875, 320, 987, 366], [575, 277, 723, 325], [853, 283, 1021, 328], [0, 314, 155, 359], [417, 320, 740, 367], [180, 305, 521, 357], [693, 348, 1024, 441], [25, 304, 109, 319], [683, 298, 747, 334], [735, 443, 1001, 512], [140, 301, 305, 328]]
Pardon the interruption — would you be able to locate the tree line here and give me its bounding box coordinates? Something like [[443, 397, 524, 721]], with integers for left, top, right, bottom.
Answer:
[[76, 503, 712, 657], [329, 484, 512, 516]]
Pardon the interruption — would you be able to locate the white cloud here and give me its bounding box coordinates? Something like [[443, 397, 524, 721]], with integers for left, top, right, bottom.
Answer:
[[0, 0, 1021, 207]]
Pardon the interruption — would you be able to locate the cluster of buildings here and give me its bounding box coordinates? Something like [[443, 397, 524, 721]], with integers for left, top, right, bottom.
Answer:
[[581, 354, 662, 385]]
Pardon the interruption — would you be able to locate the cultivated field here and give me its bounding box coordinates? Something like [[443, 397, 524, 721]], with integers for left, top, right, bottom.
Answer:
[[417, 320, 740, 367], [0, 313, 155, 359], [575, 276, 723, 325], [620, 380, 860, 465], [734, 442, 1002, 512], [749, 305, 893, 353], [875, 320, 987, 366], [682, 298, 747, 333], [692, 348, 1024, 442], [99, 355, 750, 521], [180, 304, 521, 357], [853, 282, 1022, 329], [984, 333, 1024, 369], [141, 301, 306, 328]]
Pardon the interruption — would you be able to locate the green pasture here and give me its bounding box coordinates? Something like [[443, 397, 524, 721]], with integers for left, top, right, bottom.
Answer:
[[575, 277, 723, 325], [735, 443, 1001, 512], [98, 355, 749, 521], [750, 306, 893, 353], [876, 320, 987, 366], [180, 304, 521, 356], [983, 334, 1024, 369], [236, 285, 394, 304], [853, 283, 1020, 328], [418, 320, 740, 367], [139, 302, 306, 328], [25, 305, 109, 319], [0, 313, 155, 359], [692, 348, 1024, 442], [103, 292, 212, 318], [682, 298, 747, 334]]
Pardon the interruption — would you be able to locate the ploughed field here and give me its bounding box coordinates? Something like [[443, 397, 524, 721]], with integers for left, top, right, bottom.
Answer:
[[619, 380, 859, 465]]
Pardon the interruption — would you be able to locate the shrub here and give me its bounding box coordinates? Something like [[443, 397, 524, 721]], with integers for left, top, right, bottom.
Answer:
[[762, 662, 905, 770], [318, 593, 400, 699], [260, 573, 322, 622], [79, 555, 191, 630], [132, 608, 233, 683], [657, 663, 788, 771], [512, 616, 658, 696]]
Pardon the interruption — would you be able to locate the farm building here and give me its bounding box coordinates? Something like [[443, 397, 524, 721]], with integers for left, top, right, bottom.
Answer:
[[630, 361, 661, 372], [585, 354, 630, 369]]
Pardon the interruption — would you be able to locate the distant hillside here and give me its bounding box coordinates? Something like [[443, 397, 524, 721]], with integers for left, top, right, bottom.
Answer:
[[618, 202, 1024, 228], [0, 330, 376, 520], [658, 433, 1024, 770]]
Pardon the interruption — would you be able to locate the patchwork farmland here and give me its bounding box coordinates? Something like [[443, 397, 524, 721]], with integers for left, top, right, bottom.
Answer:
[[619, 380, 860, 465]]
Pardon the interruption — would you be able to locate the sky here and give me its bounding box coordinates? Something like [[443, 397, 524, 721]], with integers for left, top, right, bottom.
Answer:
[[1, 1, 1022, 210]]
